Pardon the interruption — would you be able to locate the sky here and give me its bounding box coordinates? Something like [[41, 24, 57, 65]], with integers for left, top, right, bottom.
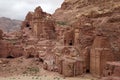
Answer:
[[0, 0, 64, 20]]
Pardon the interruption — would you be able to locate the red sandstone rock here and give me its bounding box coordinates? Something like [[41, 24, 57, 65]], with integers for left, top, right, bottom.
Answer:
[[0, 40, 11, 58], [90, 36, 114, 77], [24, 45, 38, 58], [10, 45, 24, 58], [103, 62, 120, 77], [0, 29, 3, 40], [21, 6, 56, 40], [1, 0, 120, 78]]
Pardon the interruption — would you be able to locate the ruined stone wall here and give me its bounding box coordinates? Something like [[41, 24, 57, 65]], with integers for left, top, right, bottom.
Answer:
[[103, 62, 120, 77], [57, 58, 83, 77]]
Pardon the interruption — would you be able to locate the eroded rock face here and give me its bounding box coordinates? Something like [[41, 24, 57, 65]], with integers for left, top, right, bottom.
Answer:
[[24, 46, 38, 58], [42, 46, 83, 77], [10, 45, 24, 58], [20, 1, 120, 77], [0, 40, 24, 58], [53, 0, 120, 77], [103, 62, 120, 77], [0, 40, 11, 58], [22, 6, 56, 40], [0, 29, 3, 40], [0, 30, 24, 58], [1, 0, 120, 78]]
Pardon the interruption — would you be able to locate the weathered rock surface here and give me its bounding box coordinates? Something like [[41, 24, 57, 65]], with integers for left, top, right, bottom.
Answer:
[[53, 0, 120, 77], [0, 40, 24, 58], [0, 29, 24, 58], [0, 0, 120, 78], [0, 29, 3, 40], [21, 6, 56, 39]]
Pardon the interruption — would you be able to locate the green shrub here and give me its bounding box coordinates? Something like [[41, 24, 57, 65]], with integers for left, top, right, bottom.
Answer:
[[27, 67, 39, 74], [56, 21, 67, 26]]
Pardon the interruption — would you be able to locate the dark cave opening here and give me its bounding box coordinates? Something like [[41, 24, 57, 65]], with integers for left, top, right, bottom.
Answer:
[[7, 56, 14, 59], [108, 72, 111, 76], [86, 69, 90, 73], [28, 55, 34, 58], [39, 58, 44, 63], [69, 40, 73, 46], [29, 28, 32, 30], [26, 23, 30, 27]]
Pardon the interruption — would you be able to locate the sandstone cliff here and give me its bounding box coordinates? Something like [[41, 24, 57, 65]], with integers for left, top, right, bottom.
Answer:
[[20, 0, 120, 77], [53, 0, 120, 77], [53, 0, 120, 25]]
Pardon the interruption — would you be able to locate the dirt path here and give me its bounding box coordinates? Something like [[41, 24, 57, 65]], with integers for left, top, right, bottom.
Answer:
[[0, 75, 98, 80]]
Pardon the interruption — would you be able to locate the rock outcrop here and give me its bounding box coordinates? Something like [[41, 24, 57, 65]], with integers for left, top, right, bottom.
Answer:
[[0, 29, 24, 58], [21, 6, 56, 40]]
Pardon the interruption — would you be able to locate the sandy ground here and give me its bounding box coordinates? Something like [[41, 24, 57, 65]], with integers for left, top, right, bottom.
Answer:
[[0, 71, 98, 80], [0, 75, 98, 80], [0, 57, 98, 80]]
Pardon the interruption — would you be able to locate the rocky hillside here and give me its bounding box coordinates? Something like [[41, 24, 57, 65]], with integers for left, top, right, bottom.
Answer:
[[0, 17, 21, 32], [53, 0, 120, 77], [53, 0, 120, 55], [53, 0, 120, 25]]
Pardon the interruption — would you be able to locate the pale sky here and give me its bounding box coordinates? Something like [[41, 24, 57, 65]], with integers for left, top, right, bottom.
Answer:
[[0, 0, 64, 20]]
